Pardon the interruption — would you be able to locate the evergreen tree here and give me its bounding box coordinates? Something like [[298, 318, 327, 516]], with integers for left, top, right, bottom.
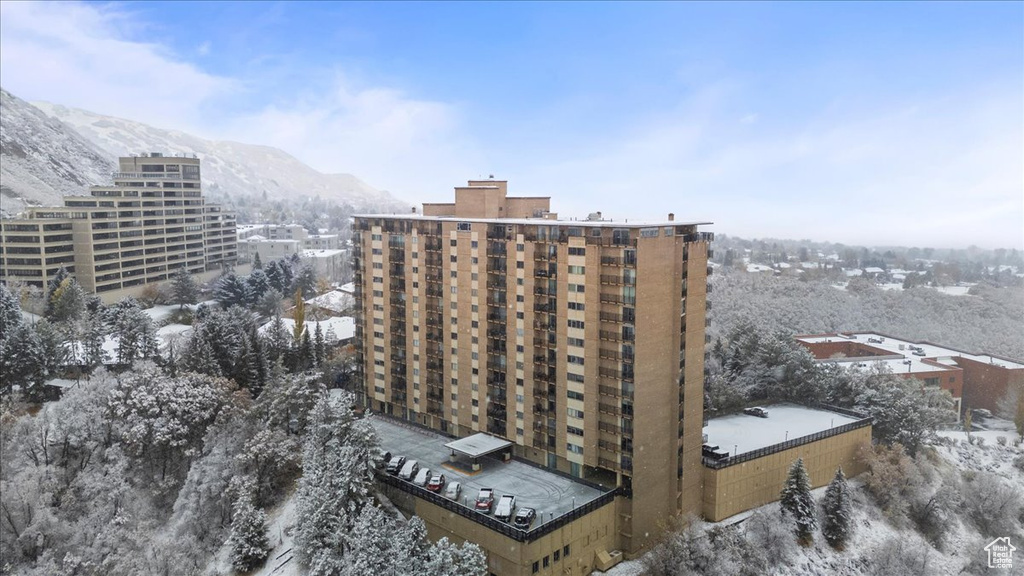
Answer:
[[265, 261, 287, 294], [44, 266, 70, 318], [298, 329, 314, 372], [183, 327, 221, 376], [780, 457, 817, 545], [292, 264, 318, 300], [170, 267, 199, 310], [821, 467, 853, 550], [0, 282, 22, 334], [314, 322, 326, 368], [215, 274, 250, 308], [50, 277, 86, 324], [252, 251, 263, 270], [424, 537, 489, 576], [106, 298, 158, 365], [293, 288, 306, 344], [295, 393, 379, 573], [1, 322, 44, 397], [229, 478, 270, 572], [246, 269, 271, 306]]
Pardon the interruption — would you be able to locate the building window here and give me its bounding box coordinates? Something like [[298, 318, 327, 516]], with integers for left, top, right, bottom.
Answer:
[[568, 265, 585, 274], [567, 320, 584, 329], [568, 247, 585, 256], [567, 391, 584, 401], [554, 550, 561, 562], [543, 556, 549, 568], [568, 283, 585, 292], [532, 562, 539, 574], [567, 425, 584, 436], [568, 408, 584, 419], [568, 355, 585, 365], [568, 302, 585, 311], [564, 545, 570, 557], [567, 373, 585, 383], [567, 337, 584, 347]]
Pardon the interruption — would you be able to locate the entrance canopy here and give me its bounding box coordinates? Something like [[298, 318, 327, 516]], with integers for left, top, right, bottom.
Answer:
[[444, 433, 512, 459]]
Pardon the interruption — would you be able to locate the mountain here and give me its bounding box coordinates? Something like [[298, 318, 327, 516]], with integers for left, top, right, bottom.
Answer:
[[0, 88, 117, 216], [31, 100, 405, 211]]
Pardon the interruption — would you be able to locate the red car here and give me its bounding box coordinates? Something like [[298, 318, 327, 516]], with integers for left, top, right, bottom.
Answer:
[[475, 488, 495, 512], [427, 473, 446, 493]]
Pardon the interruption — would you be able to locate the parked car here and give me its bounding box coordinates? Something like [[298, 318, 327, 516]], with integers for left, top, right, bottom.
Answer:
[[513, 507, 536, 529], [386, 455, 406, 475], [398, 460, 419, 481], [912, 350, 926, 357], [475, 488, 495, 513], [413, 467, 431, 487], [444, 481, 462, 500], [495, 495, 517, 522], [427, 473, 446, 492], [743, 407, 769, 418]]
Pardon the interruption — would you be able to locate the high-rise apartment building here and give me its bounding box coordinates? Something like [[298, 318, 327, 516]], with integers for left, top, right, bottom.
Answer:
[[0, 153, 236, 301], [353, 180, 712, 553]]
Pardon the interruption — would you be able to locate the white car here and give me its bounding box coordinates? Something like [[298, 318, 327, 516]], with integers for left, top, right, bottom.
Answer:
[[413, 467, 432, 487], [444, 481, 462, 500], [398, 460, 419, 481]]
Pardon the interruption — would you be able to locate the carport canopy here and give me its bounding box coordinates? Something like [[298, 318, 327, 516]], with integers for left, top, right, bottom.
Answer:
[[444, 433, 512, 459]]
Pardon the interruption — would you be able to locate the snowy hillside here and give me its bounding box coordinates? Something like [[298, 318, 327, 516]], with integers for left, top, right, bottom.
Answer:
[[0, 88, 117, 216], [31, 100, 406, 210]]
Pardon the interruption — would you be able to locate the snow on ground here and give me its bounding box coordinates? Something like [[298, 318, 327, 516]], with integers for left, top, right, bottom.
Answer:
[[204, 491, 301, 576]]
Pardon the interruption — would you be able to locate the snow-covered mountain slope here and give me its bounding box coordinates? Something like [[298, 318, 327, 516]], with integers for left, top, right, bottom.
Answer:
[[31, 100, 406, 210], [0, 88, 117, 216]]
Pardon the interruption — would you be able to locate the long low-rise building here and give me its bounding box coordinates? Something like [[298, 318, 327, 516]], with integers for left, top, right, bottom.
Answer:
[[796, 332, 1024, 414], [701, 403, 872, 522]]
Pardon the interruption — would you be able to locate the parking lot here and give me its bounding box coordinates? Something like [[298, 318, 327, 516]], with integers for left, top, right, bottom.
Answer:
[[371, 416, 610, 527]]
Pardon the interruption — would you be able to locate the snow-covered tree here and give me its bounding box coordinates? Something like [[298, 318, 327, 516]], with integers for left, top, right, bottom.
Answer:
[[49, 276, 86, 324], [779, 457, 816, 545], [44, 266, 70, 318], [252, 251, 263, 270], [294, 393, 380, 574], [228, 477, 270, 573], [292, 264, 318, 300], [215, 274, 249, 308], [821, 467, 853, 550], [170, 267, 199, 310], [852, 366, 955, 455], [424, 537, 488, 576], [246, 269, 271, 306], [105, 298, 157, 365]]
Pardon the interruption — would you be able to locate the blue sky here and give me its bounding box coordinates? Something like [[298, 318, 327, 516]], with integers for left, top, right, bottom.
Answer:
[[1, 1, 1021, 249]]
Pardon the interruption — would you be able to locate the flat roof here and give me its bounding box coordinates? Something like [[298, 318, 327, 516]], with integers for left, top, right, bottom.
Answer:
[[703, 403, 858, 457], [354, 213, 712, 228], [371, 417, 610, 522], [444, 433, 512, 458], [796, 332, 1024, 370]]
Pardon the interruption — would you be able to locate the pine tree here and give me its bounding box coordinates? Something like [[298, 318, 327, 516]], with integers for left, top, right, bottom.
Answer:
[[183, 328, 221, 376], [293, 288, 305, 344], [50, 277, 86, 324], [170, 267, 199, 310], [821, 467, 853, 550], [215, 273, 249, 308], [265, 260, 286, 293], [252, 251, 263, 270], [246, 269, 271, 306], [314, 322, 325, 368], [44, 266, 70, 318], [293, 264, 318, 300], [780, 457, 817, 545], [229, 479, 270, 572]]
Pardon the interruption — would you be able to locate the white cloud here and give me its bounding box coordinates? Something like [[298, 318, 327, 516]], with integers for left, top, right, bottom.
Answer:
[[0, 1, 234, 132], [529, 85, 1023, 249]]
